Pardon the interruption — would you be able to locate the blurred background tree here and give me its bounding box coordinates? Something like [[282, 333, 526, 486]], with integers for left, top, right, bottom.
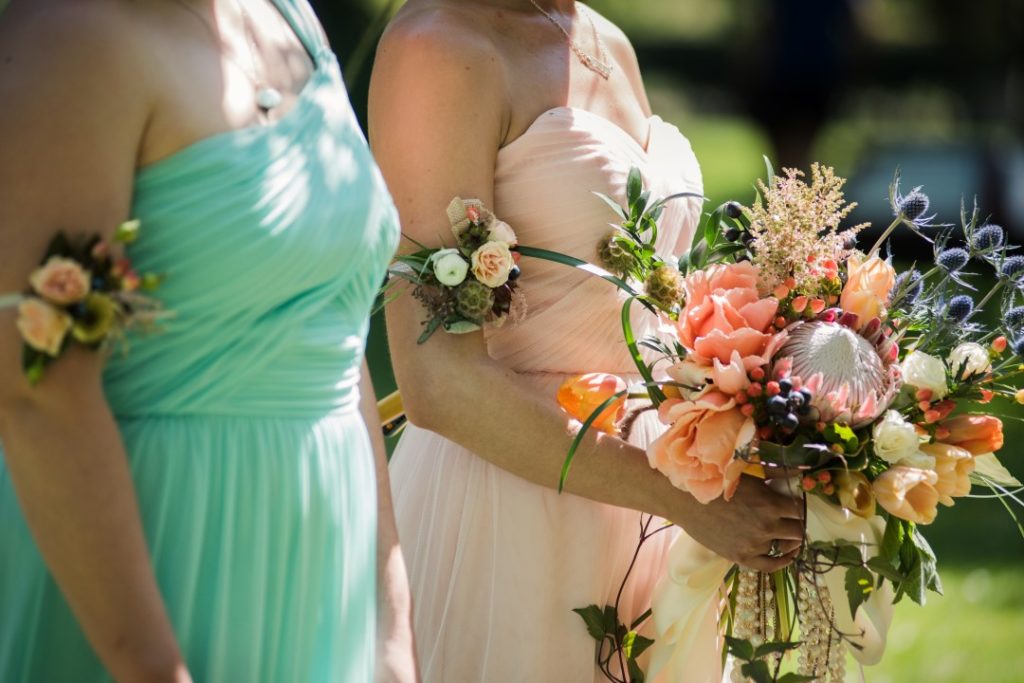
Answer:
[[316, 2, 1024, 680]]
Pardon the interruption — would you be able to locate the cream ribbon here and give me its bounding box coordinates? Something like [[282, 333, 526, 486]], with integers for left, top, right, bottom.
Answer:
[[647, 496, 894, 682]]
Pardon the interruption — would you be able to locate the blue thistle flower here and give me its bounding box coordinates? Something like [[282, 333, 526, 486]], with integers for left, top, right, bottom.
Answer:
[[894, 269, 924, 305], [972, 224, 1004, 251], [1001, 256, 1024, 280], [1012, 337, 1024, 358], [1005, 306, 1024, 329], [898, 190, 930, 220], [946, 295, 974, 322], [937, 248, 970, 272]]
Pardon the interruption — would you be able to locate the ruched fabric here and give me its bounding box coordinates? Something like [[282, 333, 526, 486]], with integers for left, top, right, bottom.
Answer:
[[0, 1, 398, 680], [390, 107, 708, 682]]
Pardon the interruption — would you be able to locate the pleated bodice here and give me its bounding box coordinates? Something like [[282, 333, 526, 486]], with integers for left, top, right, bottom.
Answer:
[[487, 106, 703, 375], [102, 2, 398, 419]]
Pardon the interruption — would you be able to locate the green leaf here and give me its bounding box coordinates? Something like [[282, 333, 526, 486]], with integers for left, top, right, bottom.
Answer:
[[592, 191, 629, 220], [627, 167, 643, 206], [763, 155, 776, 186], [627, 658, 646, 683], [778, 674, 818, 683], [753, 640, 801, 659], [740, 659, 773, 683], [724, 636, 755, 662], [880, 515, 906, 565], [866, 556, 905, 584], [845, 565, 875, 618], [703, 207, 724, 247], [688, 240, 708, 270], [573, 605, 608, 642], [416, 316, 443, 344], [621, 297, 666, 406], [630, 634, 655, 660]]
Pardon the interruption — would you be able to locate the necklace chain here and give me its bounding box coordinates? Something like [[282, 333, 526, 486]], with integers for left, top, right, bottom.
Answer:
[[528, 1, 613, 80]]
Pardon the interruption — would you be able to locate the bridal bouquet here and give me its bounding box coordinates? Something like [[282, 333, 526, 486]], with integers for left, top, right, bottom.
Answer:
[[556, 163, 1022, 682], [386, 197, 526, 342]]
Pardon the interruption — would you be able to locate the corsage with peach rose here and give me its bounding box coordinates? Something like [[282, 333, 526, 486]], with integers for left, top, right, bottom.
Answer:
[[0, 221, 165, 384], [553, 163, 1023, 682], [386, 197, 528, 342]]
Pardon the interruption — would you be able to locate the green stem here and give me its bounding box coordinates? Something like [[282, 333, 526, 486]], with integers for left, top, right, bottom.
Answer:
[[965, 280, 1006, 323], [868, 217, 903, 258]]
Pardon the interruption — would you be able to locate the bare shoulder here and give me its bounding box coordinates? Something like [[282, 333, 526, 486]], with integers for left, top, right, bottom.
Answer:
[[375, 1, 508, 98], [580, 3, 649, 105]]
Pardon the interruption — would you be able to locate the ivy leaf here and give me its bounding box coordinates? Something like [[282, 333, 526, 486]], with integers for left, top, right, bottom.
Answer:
[[573, 605, 608, 642], [739, 659, 773, 683], [845, 565, 875, 618], [753, 641, 801, 659], [631, 634, 655, 660], [724, 636, 755, 662], [867, 556, 905, 584], [880, 515, 905, 566], [627, 658, 646, 683]]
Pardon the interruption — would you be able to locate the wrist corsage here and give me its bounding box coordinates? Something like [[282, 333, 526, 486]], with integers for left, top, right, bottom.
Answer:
[[1, 221, 165, 384], [388, 198, 526, 343]]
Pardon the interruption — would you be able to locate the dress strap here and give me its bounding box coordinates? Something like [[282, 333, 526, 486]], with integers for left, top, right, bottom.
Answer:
[[268, 0, 330, 64]]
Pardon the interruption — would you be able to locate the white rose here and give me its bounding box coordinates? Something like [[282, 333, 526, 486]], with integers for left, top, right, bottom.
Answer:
[[900, 351, 948, 398], [487, 219, 518, 246], [431, 248, 469, 287], [470, 241, 515, 288], [948, 342, 991, 380], [872, 410, 922, 465]]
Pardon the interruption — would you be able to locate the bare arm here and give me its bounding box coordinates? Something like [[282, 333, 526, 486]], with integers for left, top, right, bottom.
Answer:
[[358, 361, 419, 682], [0, 6, 188, 681], [368, 13, 803, 571]]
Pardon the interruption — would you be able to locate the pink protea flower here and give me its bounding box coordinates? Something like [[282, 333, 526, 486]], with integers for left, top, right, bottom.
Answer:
[[774, 319, 901, 427]]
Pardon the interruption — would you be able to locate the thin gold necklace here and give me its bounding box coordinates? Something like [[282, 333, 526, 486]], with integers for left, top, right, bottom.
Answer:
[[528, 0, 613, 80]]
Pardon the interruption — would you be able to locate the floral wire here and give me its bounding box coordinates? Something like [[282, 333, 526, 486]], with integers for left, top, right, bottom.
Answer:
[[982, 479, 1024, 542]]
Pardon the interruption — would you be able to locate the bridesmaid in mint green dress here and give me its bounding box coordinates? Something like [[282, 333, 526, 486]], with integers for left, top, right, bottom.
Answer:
[[0, 1, 410, 680]]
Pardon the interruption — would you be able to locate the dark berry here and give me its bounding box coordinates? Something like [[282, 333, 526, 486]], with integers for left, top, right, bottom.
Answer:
[[1013, 337, 1024, 358], [778, 378, 792, 395], [788, 392, 804, 410], [724, 228, 741, 242], [507, 265, 521, 281], [724, 201, 744, 219], [92, 276, 106, 290], [767, 396, 789, 415], [842, 235, 858, 251], [780, 413, 800, 430]]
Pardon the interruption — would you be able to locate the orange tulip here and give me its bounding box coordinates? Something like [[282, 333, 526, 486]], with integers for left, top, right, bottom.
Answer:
[[873, 466, 940, 525], [834, 470, 876, 518], [557, 373, 627, 435], [921, 442, 975, 506], [938, 414, 1004, 455]]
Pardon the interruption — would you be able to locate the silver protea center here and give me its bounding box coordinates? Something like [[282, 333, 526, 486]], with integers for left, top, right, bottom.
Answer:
[[777, 320, 900, 426]]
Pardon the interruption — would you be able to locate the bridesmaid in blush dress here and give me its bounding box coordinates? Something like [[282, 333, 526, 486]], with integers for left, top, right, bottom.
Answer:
[[0, 1, 415, 681], [370, 1, 805, 681]]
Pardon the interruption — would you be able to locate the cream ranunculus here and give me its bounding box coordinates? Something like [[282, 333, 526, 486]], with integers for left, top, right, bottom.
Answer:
[[948, 342, 992, 380], [16, 297, 72, 356], [900, 351, 948, 399], [431, 248, 469, 287], [871, 410, 921, 465]]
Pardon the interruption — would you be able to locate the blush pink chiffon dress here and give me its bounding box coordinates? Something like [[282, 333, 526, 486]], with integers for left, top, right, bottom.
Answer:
[[390, 106, 712, 682]]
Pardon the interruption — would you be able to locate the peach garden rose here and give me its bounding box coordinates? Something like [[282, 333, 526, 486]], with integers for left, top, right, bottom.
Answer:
[[646, 390, 755, 504], [471, 241, 515, 288], [16, 297, 73, 357], [29, 256, 91, 305], [676, 261, 784, 371]]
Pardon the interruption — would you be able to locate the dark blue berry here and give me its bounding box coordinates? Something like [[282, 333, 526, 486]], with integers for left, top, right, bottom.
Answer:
[[1012, 337, 1024, 358], [767, 396, 789, 415], [778, 378, 792, 395], [937, 248, 970, 272], [69, 302, 89, 319], [507, 265, 521, 281], [724, 201, 744, 219], [800, 388, 813, 404], [780, 413, 800, 430], [788, 392, 804, 410], [92, 276, 106, 290], [724, 228, 741, 242], [843, 235, 858, 251], [947, 295, 974, 322], [898, 190, 930, 220], [972, 224, 1004, 251]]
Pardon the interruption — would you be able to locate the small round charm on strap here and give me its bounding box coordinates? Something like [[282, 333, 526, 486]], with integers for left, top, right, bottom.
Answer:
[[256, 87, 283, 112]]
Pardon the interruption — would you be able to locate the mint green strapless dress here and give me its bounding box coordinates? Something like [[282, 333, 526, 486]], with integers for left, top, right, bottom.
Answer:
[[0, 2, 398, 680]]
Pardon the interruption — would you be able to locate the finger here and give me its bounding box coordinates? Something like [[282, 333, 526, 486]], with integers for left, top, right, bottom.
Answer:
[[747, 547, 800, 572], [768, 518, 806, 541], [773, 539, 803, 556]]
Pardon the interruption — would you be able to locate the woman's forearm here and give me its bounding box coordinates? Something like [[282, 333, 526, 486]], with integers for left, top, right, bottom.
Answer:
[[0, 360, 186, 683], [387, 296, 690, 525]]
